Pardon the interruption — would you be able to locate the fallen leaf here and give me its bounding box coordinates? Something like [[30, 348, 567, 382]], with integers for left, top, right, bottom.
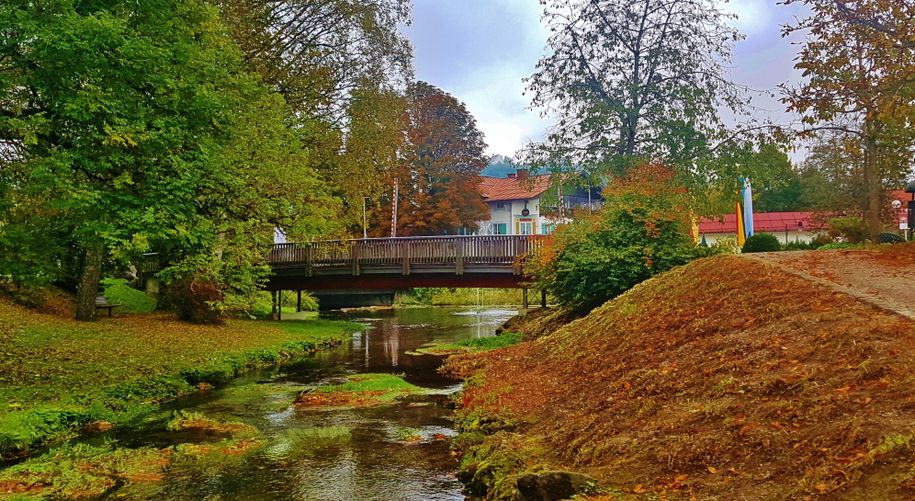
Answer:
[[707, 466, 717, 474]]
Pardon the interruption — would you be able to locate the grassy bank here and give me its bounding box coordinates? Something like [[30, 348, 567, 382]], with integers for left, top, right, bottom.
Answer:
[[446, 253, 915, 498], [0, 298, 360, 458]]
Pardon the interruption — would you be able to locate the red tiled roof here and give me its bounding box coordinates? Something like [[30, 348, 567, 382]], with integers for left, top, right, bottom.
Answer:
[[479, 175, 552, 202], [699, 212, 827, 234]]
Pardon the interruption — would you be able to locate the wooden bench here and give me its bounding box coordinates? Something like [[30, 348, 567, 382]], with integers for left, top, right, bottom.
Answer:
[[95, 295, 120, 316]]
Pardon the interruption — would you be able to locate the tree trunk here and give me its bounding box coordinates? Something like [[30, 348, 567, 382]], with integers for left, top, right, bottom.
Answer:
[[863, 130, 881, 242], [75, 241, 104, 321]]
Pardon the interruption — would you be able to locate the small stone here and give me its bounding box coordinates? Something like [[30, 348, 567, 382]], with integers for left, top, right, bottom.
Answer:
[[515, 470, 597, 500]]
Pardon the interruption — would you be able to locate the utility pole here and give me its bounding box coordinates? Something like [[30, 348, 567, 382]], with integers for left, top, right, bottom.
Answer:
[[362, 197, 369, 239], [391, 180, 399, 238]]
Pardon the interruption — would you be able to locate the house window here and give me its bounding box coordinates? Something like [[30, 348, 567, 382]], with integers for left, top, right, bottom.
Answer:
[[496, 223, 507, 235], [541, 223, 555, 235], [519, 221, 533, 235], [496, 202, 505, 209]]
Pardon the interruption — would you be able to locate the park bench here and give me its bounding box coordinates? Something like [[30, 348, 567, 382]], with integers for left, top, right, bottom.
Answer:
[[95, 295, 120, 316]]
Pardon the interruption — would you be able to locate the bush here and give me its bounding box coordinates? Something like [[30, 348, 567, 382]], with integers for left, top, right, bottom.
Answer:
[[828, 216, 867, 243], [783, 241, 816, 251], [100, 278, 157, 313], [878, 232, 906, 244], [527, 164, 698, 309], [164, 277, 223, 324], [741, 233, 781, 253], [709, 237, 740, 255]]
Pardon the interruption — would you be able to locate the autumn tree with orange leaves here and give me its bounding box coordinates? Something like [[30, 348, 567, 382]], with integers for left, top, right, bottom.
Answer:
[[369, 81, 490, 236], [783, 0, 915, 240]]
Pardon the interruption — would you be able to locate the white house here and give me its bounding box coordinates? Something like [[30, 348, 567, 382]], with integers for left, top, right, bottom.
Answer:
[[477, 170, 556, 235]]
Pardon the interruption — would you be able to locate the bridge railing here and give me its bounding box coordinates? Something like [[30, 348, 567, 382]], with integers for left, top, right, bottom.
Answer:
[[268, 235, 547, 276]]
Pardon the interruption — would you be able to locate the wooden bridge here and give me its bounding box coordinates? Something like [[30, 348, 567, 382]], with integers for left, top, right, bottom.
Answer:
[[266, 235, 547, 310]]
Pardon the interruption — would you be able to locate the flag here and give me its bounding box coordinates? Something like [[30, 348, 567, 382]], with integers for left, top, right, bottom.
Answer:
[[742, 178, 754, 238], [736, 201, 746, 247]]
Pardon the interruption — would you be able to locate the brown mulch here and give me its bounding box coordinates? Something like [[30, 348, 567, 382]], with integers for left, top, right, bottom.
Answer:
[[456, 255, 915, 499]]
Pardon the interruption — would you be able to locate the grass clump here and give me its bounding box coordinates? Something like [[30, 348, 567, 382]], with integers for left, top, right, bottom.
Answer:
[[101, 278, 157, 313], [408, 333, 523, 358], [296, 374, 423, 408]]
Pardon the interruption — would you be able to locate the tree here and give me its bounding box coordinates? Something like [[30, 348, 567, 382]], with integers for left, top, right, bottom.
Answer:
[[370, 82, 490, 236], [217, 0, 413, 122], [782, 0, 915, 240], [527, 164, 697, 310], [524, 0, 744, 175], [0, 1, 337, 320]]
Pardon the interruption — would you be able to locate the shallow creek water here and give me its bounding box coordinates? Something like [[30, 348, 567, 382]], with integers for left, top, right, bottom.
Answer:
[[107, 307, 516, 500]]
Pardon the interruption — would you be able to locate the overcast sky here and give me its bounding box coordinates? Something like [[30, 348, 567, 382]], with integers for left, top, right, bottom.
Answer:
[[404, 0, 809, 158]]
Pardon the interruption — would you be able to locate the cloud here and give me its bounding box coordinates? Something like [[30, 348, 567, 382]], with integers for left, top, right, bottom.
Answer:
[[405, 0, 550, 157]]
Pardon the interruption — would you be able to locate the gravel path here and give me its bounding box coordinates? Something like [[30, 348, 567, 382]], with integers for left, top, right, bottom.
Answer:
[[743, 247, 915, 321]]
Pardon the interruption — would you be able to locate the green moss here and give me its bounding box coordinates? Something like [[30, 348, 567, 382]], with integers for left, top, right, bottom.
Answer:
[[312, 373, 423, 403], [458, 332, 523, 350], [101, 278, 158, 313]]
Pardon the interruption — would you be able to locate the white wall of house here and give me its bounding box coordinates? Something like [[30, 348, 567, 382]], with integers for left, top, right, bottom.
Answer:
[[701, 230, 822, 246], [478, 197, 552, 235]]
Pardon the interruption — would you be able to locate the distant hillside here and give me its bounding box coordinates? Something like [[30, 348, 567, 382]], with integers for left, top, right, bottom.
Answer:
[[481, 155, 523, 178]]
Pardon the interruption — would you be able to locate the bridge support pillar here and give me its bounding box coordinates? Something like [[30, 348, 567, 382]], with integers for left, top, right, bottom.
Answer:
[[541, 289, 547, 308], [522, 288, 529, 309], [296, 290, 302, 312]]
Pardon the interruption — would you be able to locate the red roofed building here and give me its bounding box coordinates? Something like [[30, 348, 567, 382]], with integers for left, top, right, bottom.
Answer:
[[478, 169, 554, 235], [698, 211, 828, 245]]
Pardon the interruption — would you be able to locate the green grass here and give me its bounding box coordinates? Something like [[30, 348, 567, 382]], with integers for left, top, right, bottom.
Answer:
[[458, 332, 523, 350], [0, 297, 361, 457], [398, 288, 530, 306], [101, 278, 157, 313], [407, 333, 524, 357], [313, 373, 423, 402]]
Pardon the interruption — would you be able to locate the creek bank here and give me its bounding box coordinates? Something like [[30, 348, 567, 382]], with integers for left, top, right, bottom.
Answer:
[[0, 296, 361, 460], [445, 253, 915, 499]]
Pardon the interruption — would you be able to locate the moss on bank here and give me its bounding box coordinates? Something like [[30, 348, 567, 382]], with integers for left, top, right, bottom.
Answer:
[[294, 374, 424, 408], [0, 297, 360, 458]]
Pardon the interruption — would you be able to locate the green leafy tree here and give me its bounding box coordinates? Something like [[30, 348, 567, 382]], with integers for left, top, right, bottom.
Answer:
[[528, 164, 697, 310], [524, 0, 744, 175], [0, 1, 337, 321]]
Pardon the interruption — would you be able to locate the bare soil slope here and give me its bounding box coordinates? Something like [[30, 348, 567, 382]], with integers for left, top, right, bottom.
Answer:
[[457, 253, 915, 499]]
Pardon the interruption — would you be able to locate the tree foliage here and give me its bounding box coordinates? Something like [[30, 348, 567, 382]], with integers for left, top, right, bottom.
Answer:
[[782, 0, 915, 239], [524, 0, 744, 175], [528, 164, 698, 309], [370, 82, 490, 236], [0, 0, 337, 320]]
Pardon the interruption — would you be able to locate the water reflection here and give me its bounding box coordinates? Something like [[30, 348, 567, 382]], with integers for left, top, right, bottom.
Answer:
[[111, 307, 516, 500]]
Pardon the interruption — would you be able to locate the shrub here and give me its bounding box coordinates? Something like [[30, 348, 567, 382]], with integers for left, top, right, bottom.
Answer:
[[100, 278, 157, 313], [741, 233, 781, 253], [828, 216, 868, 243], [527, 164, 698, 310], [878, 232, 906, 244], [783, 241, 816, 251], [709, 236, 740, 255], [164, 277, 223, 324]]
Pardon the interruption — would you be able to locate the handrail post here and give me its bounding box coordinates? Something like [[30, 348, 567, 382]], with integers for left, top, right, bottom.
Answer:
[[456, 238, 464, 275], [403, 241, 411, 275], [351, 240, 360, 276], [305, 244, 313, 278]]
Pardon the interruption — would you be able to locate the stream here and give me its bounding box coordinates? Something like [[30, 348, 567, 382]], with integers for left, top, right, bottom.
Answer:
[[105, 306, 516, 500]]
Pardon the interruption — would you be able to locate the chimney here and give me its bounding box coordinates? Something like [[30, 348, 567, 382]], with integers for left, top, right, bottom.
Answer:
[[516, 168, 529, 182]]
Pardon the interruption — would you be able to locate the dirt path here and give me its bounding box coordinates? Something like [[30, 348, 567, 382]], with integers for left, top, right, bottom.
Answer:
[[743, 246, 915, 321]]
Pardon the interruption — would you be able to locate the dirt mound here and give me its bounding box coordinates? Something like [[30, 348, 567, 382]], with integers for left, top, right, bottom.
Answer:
[[457, 254, 915, 499], [497, 306, 584, 340]]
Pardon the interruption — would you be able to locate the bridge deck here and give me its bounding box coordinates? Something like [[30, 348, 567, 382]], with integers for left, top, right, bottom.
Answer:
[[267, 235, 546, 291]]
